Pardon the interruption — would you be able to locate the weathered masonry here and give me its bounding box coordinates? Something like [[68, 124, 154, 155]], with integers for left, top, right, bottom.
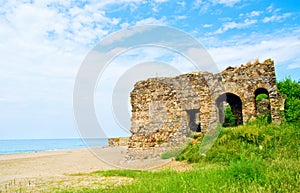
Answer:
[[128, 59, 285, 158]]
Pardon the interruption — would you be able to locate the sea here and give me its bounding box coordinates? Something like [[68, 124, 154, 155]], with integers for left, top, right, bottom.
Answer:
[[0, 138, 108, 155]]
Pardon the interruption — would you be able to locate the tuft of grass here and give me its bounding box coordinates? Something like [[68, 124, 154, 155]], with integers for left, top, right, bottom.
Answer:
[[227, 154, 266, 185]]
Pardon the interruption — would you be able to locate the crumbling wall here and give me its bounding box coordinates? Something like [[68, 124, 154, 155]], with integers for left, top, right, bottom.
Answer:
[[128, 59, 285, 159], [220, 59, 285, 123], [108, 137, 129, 147]]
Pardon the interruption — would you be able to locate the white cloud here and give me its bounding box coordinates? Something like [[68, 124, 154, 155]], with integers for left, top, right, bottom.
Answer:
[[263, 3, 290, 23], [193, 0, 241, 12], [175, 15, 187, 20], [193, 0, 203, 7], [0, 97, 17, 103], [0, 0, 150, 107], [214, 18, 257, 34], [0, 0, 151, 139], [154, 0, 169, 2], [287, 63, 300, 70], [249, 11, 261, 17], [266, 4, 281, 13], [100, 26, 158, 46], [266, 4, 273, 12], [210, 0, 242, 7], [177, 1, 186, 8], [207, 35, 300, 72], [1, 1, 124, 49], [135, 17, 167, 26], [152, 7, 159, 12], [192, 0, 210, 14], [151, 0, 169, 12], [203, 24, 212, 28], [120, 22, 130, 29], [263, 13, 291, 23]]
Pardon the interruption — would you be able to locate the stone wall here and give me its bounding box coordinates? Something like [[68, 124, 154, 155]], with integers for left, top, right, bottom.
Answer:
[[108, 137, 129, 147], [128, 59, 285, 159]]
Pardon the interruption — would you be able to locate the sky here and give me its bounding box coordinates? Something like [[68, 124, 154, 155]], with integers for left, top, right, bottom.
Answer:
[[0, 0, 299, 139]]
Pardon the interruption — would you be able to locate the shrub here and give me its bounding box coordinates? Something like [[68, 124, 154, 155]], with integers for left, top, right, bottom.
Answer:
[[223, 106, 235, 127], [277, 78, 300, 99], [255, 113, 272, 124], [277, 78, 300, 122], [255, 93, 269, 102]]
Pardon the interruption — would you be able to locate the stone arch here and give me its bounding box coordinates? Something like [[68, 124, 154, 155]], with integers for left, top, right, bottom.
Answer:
[[216, 93, 243, 126], [254, 88, 271, 117], [254, 87, 269, 98]]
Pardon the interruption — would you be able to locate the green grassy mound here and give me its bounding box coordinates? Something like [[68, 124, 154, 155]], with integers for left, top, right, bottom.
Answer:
[[54, 122, 299, 193]]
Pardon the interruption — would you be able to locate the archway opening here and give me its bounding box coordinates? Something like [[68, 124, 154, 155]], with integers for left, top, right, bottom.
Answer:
[[254, 88, 271, 122], [216, 93, 243, 127]]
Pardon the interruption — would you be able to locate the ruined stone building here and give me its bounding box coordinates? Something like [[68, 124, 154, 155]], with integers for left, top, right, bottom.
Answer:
[[128, 59, 285, 158]]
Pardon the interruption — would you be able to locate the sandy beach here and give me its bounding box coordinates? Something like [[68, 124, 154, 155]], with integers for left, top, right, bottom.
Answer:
[[0, 146, 174, 191]]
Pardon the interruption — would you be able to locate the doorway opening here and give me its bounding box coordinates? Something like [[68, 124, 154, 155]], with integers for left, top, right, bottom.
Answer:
[[186, 109, 201, 132], [216, 93, 243, 127]]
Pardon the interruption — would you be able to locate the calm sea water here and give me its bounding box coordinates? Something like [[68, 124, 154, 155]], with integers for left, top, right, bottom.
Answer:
[[0, 138, 108, 155]]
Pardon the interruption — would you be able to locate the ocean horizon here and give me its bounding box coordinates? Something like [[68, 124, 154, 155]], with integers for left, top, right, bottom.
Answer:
[[0, 138, 108, 155]]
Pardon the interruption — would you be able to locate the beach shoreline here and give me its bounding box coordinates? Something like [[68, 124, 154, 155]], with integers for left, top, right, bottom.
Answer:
[[0, 146, 172, 186], [0, 147, 116, 184]]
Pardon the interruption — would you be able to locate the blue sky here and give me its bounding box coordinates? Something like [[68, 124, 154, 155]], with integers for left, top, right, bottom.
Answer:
[[0, 0, 299, 139]]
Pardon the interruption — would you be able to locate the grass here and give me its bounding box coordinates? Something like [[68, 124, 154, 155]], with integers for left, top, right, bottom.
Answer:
[[54, 159, 299, 193], [160, 146, 188, 159], [3, 121, 299, 193], [54, 121, 299, 193]]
